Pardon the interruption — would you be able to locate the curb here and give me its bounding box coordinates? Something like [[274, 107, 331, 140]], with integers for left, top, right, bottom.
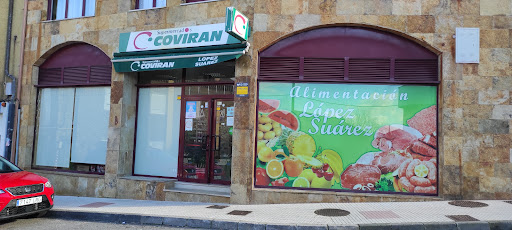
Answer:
[[46, 210, 512, 230]]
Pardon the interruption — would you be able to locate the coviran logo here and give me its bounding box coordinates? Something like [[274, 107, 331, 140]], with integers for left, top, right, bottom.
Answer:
[[130, 60, 175, 72], [133, 29, 224, 50]]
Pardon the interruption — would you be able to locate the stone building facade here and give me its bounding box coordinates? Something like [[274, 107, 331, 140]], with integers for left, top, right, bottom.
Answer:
[[16, 0, 512, 204], [0, 0, 24, 159]]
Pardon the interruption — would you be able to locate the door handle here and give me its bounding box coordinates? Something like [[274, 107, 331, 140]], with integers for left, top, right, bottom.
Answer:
[[216, 135, 221, 151], [201, 135, 209, 151]]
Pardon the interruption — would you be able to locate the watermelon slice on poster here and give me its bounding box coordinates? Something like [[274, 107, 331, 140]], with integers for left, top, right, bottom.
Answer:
[[268, 110, 299, 131], [258, 99, 280, 113]]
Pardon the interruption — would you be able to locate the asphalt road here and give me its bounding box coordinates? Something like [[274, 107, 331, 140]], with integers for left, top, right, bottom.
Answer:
[[0, 216, 207, 230]]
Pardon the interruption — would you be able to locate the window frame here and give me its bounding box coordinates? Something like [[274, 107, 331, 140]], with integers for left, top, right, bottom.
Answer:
[[32, 86, 110, 175], [134, 0, 165, 10], [47, 0, 94, 20]]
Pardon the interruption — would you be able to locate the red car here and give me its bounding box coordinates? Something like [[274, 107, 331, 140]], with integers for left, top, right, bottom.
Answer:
[[0, 156, 54, 219]]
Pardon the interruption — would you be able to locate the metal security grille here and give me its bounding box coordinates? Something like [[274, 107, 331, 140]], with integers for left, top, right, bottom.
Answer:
[[259, 57, 438, 84], [6, 184, 44, 196]]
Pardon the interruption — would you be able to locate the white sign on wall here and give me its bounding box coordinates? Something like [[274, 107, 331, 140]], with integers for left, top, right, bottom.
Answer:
[[455, 28, 480, 63]]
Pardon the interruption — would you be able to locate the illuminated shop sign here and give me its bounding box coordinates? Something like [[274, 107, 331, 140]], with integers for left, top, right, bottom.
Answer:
[[255, 82, 438, 195], [226, 7, 250, 41], [119, 23, 241, 52]]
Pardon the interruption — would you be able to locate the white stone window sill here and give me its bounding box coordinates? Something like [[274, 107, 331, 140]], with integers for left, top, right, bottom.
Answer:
[[180, 0, 222, 6], [42, 15, 95, 23], [129, 6, 167, 12]]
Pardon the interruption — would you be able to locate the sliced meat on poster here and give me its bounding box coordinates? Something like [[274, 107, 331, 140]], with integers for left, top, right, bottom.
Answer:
[[340, 164, 381, 191], [372, 125, 422, 152], [407, 105, 437, 136]]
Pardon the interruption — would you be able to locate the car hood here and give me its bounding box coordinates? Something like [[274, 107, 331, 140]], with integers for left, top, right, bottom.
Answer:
[[0, 171, 46, 188]]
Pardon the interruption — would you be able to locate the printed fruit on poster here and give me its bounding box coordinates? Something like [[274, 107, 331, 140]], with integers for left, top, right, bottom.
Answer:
[[316, 149, 343, 182], [292, 177, 310, 188], [286, 132, 316, 157], [311, 176, 333, 189], [255, 167, 270, 186], [298, 169, 316, 183], [268, 110, 299, 131], [258, 114, 282, 141], [266, 159, 284, 179], [257, 146, 275, 162], [258, 99, 280, 113], [284, 155, 304, 177]]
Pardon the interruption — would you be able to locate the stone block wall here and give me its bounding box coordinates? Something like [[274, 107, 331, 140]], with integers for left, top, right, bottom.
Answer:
[[18, 0, 512, 204]]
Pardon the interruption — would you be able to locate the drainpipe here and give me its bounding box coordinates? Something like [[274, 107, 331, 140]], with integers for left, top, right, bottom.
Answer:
[[3, 0, 16, 162], [11, 0, 28, 165]]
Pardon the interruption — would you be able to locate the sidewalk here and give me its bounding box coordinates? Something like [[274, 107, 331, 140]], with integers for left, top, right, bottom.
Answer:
[[47, 196, 512, 229]]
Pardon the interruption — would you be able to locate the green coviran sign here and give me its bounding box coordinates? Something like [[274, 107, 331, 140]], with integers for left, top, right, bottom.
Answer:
[[112, 54, 241, 72], [255, 82, 438, 195]]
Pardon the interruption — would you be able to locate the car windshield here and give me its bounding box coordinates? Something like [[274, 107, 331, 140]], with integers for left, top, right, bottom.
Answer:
[[0, 156, 21, 173]]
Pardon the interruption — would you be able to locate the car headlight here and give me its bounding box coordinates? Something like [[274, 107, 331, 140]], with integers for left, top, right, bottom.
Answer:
[[0, 189, 5, 194], [44, 181, 52, 188]]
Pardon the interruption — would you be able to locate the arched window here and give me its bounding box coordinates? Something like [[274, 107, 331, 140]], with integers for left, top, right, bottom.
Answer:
[[255, 25, 440, 196], [34, 43, 112, 174]]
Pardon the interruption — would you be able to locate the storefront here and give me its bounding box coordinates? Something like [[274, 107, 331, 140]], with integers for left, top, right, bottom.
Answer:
[[20, 1, 511, 204], [112, 16, 249, 185]]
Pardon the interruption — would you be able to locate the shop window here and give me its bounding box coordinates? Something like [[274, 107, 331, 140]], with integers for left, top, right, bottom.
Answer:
[[134, 60, 235, 178], [34, 87, 110, 173], [134, 88, 181, 177], [48, 0, 96, 20], [34, 43, 112, 173], [256, 26, 440, 195], [135, 0, 166, 9]]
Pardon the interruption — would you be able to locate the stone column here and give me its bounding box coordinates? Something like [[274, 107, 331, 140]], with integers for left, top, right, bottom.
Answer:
[[230, 54, 255, 204], [104, 71, 137, 198]]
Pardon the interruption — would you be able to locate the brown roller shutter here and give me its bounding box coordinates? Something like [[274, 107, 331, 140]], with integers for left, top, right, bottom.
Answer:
[[303, 58, 344, 82], [38, 43, 112, 87], [258, 25, 440, 84], [259, 57, 300, 80]]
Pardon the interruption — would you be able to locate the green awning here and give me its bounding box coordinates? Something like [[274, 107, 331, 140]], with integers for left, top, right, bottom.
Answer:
[[112, 43, 249, 72]]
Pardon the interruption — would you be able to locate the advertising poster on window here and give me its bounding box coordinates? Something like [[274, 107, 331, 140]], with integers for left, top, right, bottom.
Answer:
[[186, 101, 197, 119], [255, 82, 438, 195]]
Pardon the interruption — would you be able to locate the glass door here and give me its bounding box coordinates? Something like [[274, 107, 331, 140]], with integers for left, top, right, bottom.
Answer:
[[179, 97, 233, 184], [180, 99, 210, 183], [210, 99, 234, 184]]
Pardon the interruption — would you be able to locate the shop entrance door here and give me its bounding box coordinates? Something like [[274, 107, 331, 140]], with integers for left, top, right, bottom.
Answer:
[[179, 96, 233, 185]]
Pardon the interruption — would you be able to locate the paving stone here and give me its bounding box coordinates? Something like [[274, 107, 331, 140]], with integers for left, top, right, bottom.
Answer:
[[397, 224, 426, 230], [328, 225, 359, 230], [266, 224, 298, 230], [488, 221, 512, 230], [237, 222, 266, 230], [424, 222, 458, 230], [296, 225, 328, 230], [162, 217, 187, 227], [456, 222, 491, 230], [187, 219, 212, 229], [211, 220, 238, 230], [360, 223, 400, 230], [140, 216, 163, 225]]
